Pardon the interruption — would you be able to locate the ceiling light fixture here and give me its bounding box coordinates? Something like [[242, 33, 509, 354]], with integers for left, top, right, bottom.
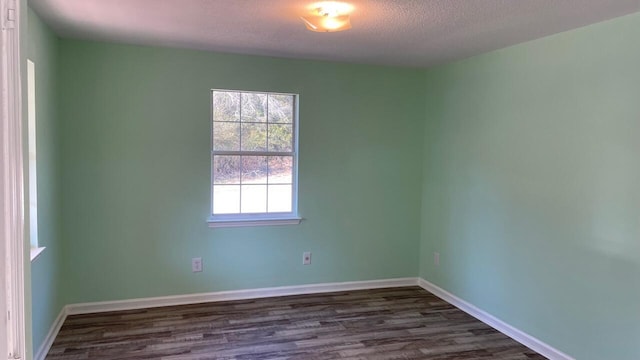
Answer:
[[301, 2, 353, 33]]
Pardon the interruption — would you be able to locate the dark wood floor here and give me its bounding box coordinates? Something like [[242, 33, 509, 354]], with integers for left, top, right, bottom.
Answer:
[[46, 287, 546, 359]]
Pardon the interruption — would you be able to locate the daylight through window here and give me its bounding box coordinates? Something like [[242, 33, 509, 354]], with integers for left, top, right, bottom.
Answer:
[[210, 90, 298, 223]]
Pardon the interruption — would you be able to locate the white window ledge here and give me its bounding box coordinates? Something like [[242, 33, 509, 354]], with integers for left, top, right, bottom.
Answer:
[[208, 217, 302, 228], [30, 246, 46, 261]]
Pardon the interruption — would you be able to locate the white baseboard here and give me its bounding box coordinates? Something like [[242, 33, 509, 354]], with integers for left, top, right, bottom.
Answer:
[[34, 307, 67, 360], [34, 277, 574, 360], [36, 277, 417, 359], [418, 278, 574, 360], [65, 277, 419, 315]]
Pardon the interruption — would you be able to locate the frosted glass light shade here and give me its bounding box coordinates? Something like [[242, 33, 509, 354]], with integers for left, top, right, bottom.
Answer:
[[301, 14, 352, 32]]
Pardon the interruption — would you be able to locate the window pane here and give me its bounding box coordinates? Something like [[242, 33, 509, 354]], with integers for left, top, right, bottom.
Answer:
[[213, 122, 240, 151], [241, 185, 267, 213], [268, 185, 292, 213], [241, 93, 267, 123], [241, 123, 267, 151], [211, 90, 297, 219], [242, 156, 267, 184], [213, 156, 240, 184], [213, 91, 240, 122], [268, 124, 293, 152], [268, 94, 293, 123], [213, 185, 240, 214], [268, 156, 293, 184]]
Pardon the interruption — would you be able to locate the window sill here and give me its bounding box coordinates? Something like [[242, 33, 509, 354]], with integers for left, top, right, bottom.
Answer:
[[30, 246, 46, 262], [207, 216, 302, 228]]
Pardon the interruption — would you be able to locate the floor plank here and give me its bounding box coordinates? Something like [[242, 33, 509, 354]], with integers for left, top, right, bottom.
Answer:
[[46, 287, 547, 359]]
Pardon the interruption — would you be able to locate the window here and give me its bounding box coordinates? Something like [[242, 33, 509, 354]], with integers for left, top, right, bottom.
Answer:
[[27, 60, 45, 260], [208, 90, 300, 227]]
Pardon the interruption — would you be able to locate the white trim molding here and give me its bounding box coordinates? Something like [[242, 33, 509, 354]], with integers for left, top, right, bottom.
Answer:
[[34, 277, 574, 360], [33, 308, 66, 360], [418, 278, 575, 360], [29, 246, 45, 261], [66, 278, 418, 315], [1, 0, 25, 358], [207, 216, 302, 228]]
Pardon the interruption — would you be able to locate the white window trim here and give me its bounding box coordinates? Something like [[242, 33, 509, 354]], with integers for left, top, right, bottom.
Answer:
[[207, 216, 302, 228], [29, 246, 45, 261], [207, 89, 301, 228], [26, 58, 45, 262], [1, 0, 27, 357]]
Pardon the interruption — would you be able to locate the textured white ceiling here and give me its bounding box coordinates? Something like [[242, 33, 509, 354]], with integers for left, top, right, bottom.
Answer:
[[29, 0, 640, 68]]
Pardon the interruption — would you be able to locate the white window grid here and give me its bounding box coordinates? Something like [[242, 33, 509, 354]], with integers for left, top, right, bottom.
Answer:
[[210, 89, 299, 219]]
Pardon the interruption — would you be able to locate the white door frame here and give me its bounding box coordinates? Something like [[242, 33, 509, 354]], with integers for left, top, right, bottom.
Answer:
[[1, 0, 26, 358]]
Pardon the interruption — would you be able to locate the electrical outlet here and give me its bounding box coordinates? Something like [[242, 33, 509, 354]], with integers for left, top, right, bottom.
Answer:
[[302, 251, 311, 265], [434, 252, 440, 267], [192, 257, 203, 272]]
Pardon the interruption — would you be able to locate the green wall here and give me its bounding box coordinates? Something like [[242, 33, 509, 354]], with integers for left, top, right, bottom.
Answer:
[[57, 40, 425, 303], [25, 7, 640, 359], [420, 12, 640, 360], [27, 9, 64, 354]]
